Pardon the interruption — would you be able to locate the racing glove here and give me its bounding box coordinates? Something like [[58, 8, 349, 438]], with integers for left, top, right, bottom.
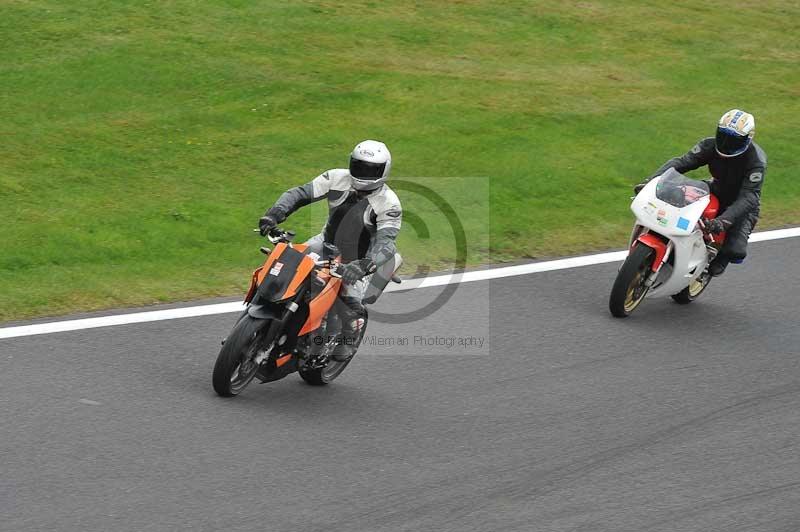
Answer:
[[258, 215, 278, 236], [705, 218, 732, 235], [341, 259, 375, 285]]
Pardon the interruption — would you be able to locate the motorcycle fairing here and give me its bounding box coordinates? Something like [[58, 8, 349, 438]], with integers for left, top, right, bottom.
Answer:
[[627, 226, 707, 298], [244, 244, 315, 303], [631, 171, 710, 236], [298, 275, 342, 336], [254, 243, 316, 303], [702, 194, 720, 220], [629, 170, 717, 299], [244, 266, 263, 303]]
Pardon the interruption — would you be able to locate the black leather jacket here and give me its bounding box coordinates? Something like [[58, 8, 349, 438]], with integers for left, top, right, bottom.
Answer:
[[649, 138, 766, 224]]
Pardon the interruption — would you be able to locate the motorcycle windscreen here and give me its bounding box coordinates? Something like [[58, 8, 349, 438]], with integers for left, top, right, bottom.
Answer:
[[256, 245, 316, 302], [655, 168, 710, 208]]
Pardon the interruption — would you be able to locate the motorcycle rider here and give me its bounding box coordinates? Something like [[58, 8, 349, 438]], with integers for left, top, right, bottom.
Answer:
[[258, 140, 402, 361], [635, 109, 766, 276]]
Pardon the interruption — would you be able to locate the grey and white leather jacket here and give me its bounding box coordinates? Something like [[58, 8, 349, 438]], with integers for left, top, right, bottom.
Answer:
[[265, 169, 402, 265]]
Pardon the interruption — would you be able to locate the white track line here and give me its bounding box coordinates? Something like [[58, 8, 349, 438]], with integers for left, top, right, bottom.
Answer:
[[3, 226, 800, 340]]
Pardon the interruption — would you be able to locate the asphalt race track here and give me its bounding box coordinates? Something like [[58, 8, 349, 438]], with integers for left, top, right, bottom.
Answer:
[[2, 238, 799, 532]]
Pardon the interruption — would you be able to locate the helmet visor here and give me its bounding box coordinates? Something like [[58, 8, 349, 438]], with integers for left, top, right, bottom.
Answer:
[[715, 127, 750, 156], [349, 157, 386, 180]]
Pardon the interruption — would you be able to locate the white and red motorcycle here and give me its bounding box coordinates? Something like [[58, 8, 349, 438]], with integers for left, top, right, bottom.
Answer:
[[609, 168, 728, 317]]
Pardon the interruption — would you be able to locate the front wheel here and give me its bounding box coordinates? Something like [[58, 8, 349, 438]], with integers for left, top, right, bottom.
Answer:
[[609, 243, 655, 318], [671, 270, 711, 304], [212, 316, 275, 397]]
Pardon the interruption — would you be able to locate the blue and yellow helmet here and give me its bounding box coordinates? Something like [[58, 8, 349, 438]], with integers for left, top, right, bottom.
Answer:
[[715, 109, 755, 158]]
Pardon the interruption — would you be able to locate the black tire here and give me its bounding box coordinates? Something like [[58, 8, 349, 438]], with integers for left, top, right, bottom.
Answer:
[[212, 316, 274, 397], [299, 309, 368, 386], [609, 243, 655, 318], [672, 270, 711, 304]]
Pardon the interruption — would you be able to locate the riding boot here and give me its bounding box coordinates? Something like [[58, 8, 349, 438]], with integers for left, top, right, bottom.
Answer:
[[708, 255, 730, 277], [331, 297, 366, 362]]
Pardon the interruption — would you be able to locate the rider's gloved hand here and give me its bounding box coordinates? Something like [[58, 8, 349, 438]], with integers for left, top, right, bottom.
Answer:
[[258, 215, 278, 236], [341, 259, 375, 285], [706, 218, 732, 235], [633, 182, 647, 194]]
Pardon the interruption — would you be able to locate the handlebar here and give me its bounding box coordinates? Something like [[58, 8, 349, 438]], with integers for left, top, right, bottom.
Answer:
[[698, 218, 718, 244], [256, 226, 343, 273], [252, 226, 296, 244], [314, 260, 343, 277], [255, 226, 383, 282], [267, 227, 295, 244]]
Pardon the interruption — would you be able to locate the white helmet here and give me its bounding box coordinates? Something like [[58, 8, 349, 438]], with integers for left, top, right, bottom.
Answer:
[[349, 140, 392, 191], [715, 109, 755, 157]]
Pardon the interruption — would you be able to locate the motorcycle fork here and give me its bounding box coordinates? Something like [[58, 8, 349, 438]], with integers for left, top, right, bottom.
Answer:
[[254, 285, 308, 366], [644, 240, 673, 289], [705, 241, 720, 263]]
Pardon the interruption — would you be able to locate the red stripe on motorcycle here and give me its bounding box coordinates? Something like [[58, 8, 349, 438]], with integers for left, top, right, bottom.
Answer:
[[636, 233, 669, 272]]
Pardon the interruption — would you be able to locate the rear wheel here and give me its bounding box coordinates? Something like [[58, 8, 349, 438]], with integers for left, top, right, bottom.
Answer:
[[299, 309, 368, 386], [671, 270, 711, 304], [609, 244, 655, 318], [212, 316, 275, 397]]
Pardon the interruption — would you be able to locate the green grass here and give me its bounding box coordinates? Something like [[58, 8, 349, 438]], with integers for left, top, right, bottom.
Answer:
[[2, 0, 800, 321]]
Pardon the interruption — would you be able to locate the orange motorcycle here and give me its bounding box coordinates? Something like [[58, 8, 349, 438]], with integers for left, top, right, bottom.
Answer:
[[212, 227, 400, 397]]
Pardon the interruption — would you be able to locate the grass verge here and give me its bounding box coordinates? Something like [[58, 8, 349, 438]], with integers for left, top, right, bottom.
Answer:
[[2, 0, 799, 321]]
